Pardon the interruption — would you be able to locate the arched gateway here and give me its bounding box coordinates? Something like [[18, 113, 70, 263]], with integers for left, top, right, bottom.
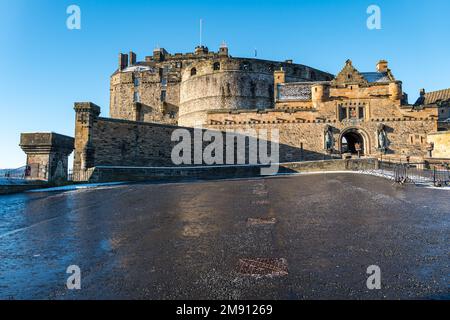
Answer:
[[339, 127, 371, 156]]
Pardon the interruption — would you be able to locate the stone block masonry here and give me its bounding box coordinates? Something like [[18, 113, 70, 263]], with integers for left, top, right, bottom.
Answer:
[[74, 102, 308, 181], [427, 131, 450, 158], [20, 132, 74, 183]]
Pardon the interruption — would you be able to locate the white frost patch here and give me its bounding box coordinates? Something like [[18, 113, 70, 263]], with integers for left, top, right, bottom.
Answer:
[[421, 185, 450, 191], [274, 170, 450, 191], [26, 182, 126, 193]]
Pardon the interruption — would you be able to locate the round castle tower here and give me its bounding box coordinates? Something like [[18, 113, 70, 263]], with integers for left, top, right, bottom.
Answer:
[[110, 45, 334, 127]]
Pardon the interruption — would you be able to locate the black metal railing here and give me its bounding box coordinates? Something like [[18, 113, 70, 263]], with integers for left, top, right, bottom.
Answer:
[[380, 161, 450, 186]]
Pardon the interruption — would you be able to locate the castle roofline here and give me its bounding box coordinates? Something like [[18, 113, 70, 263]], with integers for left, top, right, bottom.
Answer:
[[414, 88, 450, 106]]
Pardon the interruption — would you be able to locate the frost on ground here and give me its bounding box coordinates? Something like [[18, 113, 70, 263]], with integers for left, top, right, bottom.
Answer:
[[27, 182, 126, 193], [357, 169, 450, 191], [11, 169, 450, 193]]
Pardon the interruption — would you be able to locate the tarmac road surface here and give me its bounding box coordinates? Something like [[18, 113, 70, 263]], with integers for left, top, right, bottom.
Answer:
[[0, 173, 448, 299]]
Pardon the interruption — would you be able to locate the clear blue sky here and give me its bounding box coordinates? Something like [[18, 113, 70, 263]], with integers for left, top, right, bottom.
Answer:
[[1, 0, 449, 168]]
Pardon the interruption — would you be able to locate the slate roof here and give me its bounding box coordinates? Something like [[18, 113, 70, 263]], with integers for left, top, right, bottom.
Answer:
[[360, 72, 391, 83], [415, 88, 450, 105], [277, 83, 313, 101]]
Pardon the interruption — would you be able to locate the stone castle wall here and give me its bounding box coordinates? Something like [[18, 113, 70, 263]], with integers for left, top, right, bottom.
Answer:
[[73, 102, 437, 179], [73, 103, 333, 175], [427, 131, 450, 158], [178, 57, 332, 126], [109, 47, 333, 126], [205, 110, 437, 159]]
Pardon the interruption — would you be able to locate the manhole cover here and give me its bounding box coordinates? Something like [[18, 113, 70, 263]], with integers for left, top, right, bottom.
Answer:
[[247, 217, 277, 226], [237, 258, 288, 277]]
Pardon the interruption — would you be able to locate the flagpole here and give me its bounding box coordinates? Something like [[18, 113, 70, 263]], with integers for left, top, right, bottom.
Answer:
[[200, 19, 202, 46]]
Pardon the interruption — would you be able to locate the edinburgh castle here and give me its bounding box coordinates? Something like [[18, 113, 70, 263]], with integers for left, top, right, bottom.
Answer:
[[20, 44, 450, 183]]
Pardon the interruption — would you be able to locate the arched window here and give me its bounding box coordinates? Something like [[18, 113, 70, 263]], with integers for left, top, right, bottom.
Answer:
[[191, 68, 197, 76], [213, 62, 220, 71]]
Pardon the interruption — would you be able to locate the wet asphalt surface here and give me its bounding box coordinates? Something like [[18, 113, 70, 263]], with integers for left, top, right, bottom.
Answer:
[[0, 173, 448, 300]]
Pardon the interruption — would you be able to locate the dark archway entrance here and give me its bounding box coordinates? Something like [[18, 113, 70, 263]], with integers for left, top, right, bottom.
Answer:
[[341, 131, 364, 155]]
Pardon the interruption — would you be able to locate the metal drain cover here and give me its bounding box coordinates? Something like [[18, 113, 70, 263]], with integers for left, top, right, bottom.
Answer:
[[237, 258, 288, 277], [247, 217, 277, 226]]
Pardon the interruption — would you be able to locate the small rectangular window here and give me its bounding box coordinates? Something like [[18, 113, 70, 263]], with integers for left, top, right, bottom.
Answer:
[[358, 106, 364, 119], [339, 106, 347, 121]]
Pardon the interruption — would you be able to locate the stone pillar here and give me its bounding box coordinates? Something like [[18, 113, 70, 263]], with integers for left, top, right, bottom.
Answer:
[[273, 68, 286, 101], [73, 102, 101, 178], [389, 81, 402, 102], [312, 83, 330, 106], [118, 53, 128, 71], [20, 133, 74, 183]]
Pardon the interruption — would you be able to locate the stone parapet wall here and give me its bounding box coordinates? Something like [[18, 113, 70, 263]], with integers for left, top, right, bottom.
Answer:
[[74, 104, 298, 179], [84, 158, 379, 183], [73, 101, 437, 182]]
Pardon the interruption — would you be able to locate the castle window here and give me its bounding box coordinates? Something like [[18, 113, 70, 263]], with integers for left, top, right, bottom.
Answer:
[[241, 61, 251, 71], [358, 106, 365, 119], [191, 68, 197, 76], [133, 92, 140, 103], [339, 105, 347, 121], [213, 62, 220, 71], [160, 90, 166, 102], [133, 76, 140, 87]]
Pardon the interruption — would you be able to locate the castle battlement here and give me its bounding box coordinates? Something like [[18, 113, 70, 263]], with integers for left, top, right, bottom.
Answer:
[[110, 45, 334, 127]]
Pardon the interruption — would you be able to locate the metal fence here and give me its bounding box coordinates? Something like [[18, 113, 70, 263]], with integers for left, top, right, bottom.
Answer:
[[68, 169, 92, 182], [380, 161, 450, 186], [0, 166, 27, 180]]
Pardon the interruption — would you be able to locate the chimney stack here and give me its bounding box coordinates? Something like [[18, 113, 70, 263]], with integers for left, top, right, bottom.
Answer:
[[119, 53, 128, 71], [219, 41, 229, 56], [153, 47, 168, 62], [129, 51, 136, 66], [376, 60, 388, 73]]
